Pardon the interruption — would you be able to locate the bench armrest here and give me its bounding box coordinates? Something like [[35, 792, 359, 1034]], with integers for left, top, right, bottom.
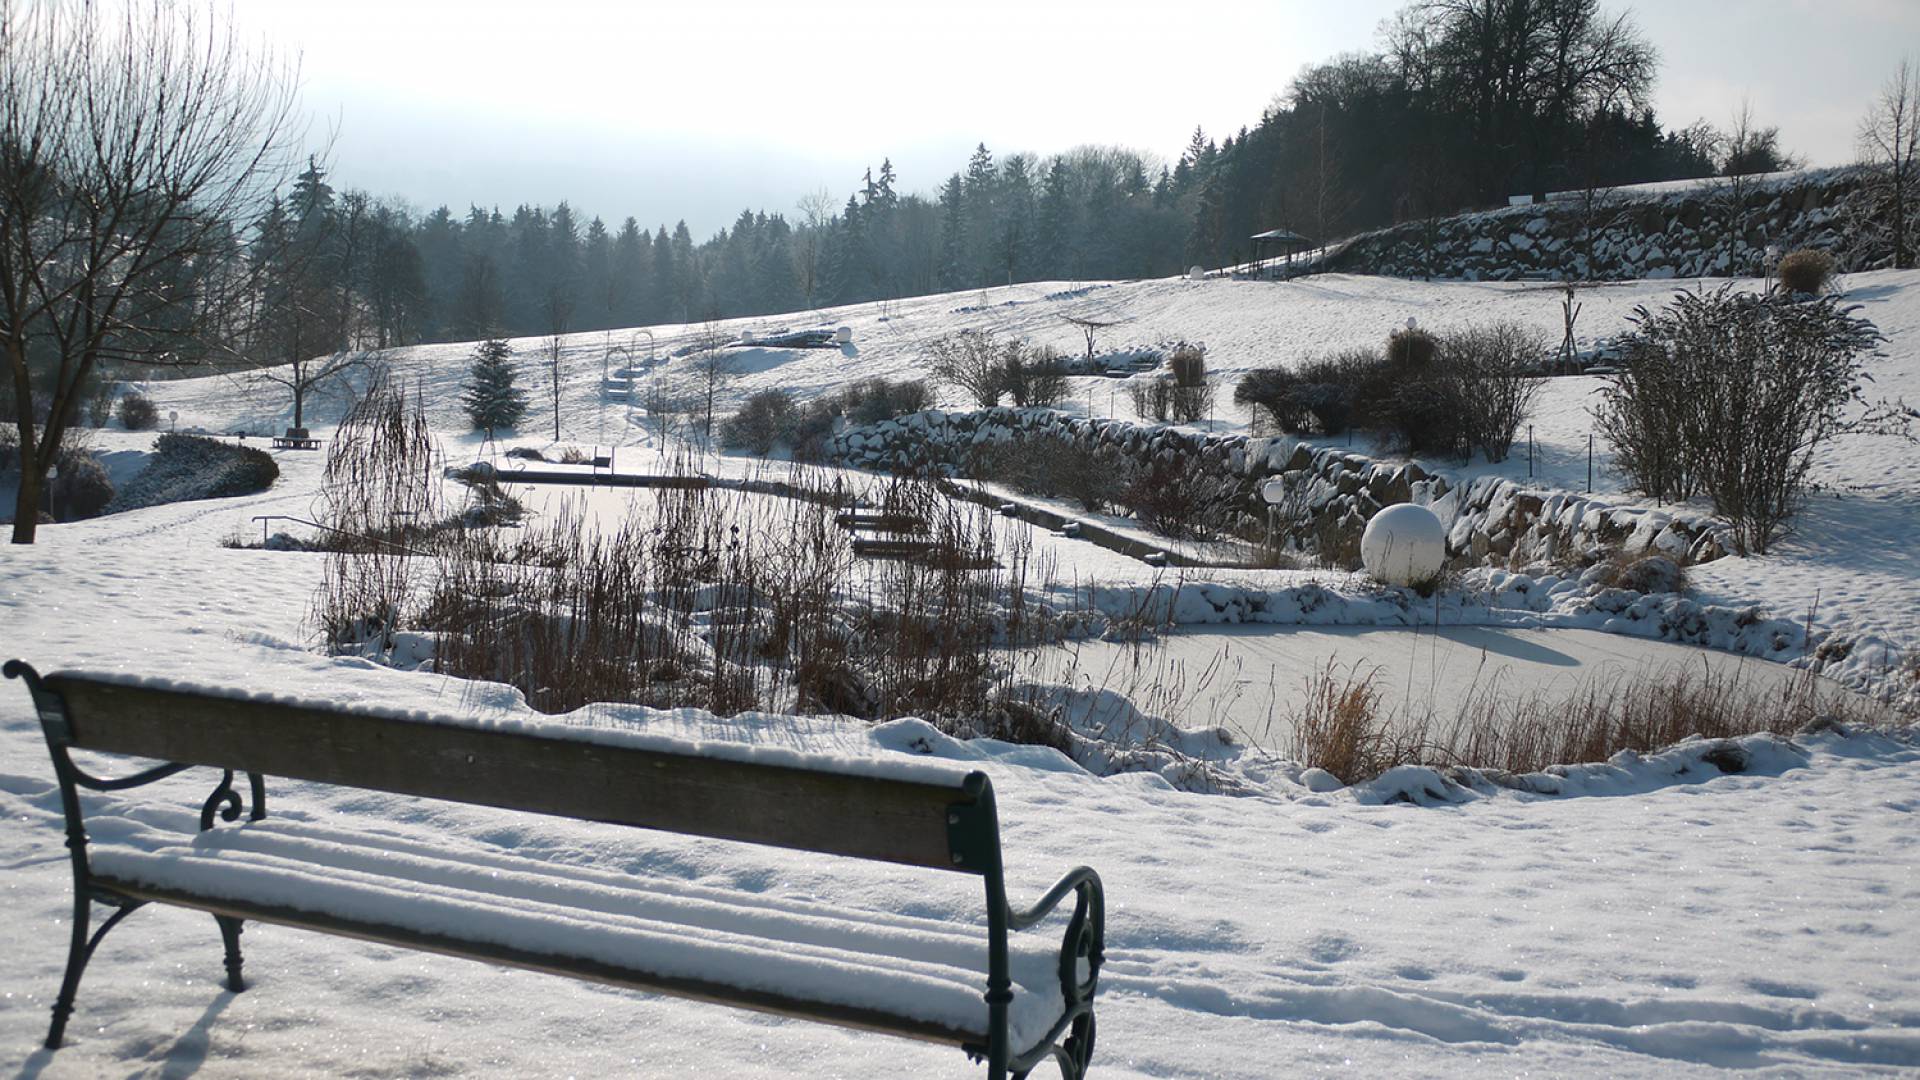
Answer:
[[1011, 866, 1104, 1019], [7, 661, 270, 850]]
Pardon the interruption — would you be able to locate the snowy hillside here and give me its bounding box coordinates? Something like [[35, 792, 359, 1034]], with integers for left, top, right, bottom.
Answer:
[[3, 269, 1917, 1076], [141, 268, 1920, 688]]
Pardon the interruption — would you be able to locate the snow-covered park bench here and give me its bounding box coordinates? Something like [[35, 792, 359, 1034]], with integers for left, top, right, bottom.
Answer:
[[6, 661, 1105, 1078]]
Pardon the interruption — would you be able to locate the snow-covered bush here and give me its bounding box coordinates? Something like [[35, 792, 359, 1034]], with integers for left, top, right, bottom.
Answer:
[[1590, 552, 1689, 595], [1776, 248, 1835, 295], [1596, 286, 1888, 553], [117, 392, 158, 431]]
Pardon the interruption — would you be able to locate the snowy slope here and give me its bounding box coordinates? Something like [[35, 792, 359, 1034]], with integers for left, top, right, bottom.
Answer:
[[141, 268, 1920, 680]]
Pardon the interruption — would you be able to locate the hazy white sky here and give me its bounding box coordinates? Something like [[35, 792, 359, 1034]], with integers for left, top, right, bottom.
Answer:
[[230, 0, 1918, 236]]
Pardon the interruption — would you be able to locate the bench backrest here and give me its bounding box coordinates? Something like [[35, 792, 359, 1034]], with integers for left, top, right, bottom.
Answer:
[[36, 671, 998, 875]]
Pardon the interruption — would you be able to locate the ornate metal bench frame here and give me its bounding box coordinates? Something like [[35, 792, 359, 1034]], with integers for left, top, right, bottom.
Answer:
[[8, 660, 1104, 1078]]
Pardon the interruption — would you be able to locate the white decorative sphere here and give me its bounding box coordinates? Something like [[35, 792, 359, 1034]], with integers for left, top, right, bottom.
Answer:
[[1188, 265, 1205, 281], [1361, 503, 1446, 586], [1260, 477, 1290, 505], [833, 326, 853, 344]]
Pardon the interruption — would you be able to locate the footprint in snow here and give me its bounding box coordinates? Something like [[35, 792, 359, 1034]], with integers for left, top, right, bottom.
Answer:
[[1745, 977, 1819, 1000], [1306, 932, 1361, 964]]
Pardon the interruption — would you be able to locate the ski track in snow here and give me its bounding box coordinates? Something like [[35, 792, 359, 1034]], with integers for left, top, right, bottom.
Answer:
[[1, 270, 1917, 1075]]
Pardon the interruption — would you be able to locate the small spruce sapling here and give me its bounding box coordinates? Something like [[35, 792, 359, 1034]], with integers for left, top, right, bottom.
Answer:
[[462, 339, 529, 438]]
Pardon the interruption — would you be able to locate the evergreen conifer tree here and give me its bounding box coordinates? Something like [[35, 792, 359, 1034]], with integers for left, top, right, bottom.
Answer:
[[462, 338, 528, 437]]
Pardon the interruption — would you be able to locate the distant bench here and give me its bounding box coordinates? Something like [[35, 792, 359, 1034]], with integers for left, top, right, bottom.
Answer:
[[7, 661, 1104, 1078], [269, 434, 320, 450]]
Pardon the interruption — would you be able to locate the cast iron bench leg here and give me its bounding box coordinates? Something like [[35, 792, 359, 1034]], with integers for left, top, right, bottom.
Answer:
[[46, 895, 146, 1049], [216, 915, 247, 992]]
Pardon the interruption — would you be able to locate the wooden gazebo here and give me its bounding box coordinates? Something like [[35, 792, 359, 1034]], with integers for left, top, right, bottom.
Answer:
[[1249, 228, 1314, 277]]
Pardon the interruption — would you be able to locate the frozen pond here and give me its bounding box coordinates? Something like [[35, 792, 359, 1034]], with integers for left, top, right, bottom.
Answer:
[[1018, 625, 1856, 752]]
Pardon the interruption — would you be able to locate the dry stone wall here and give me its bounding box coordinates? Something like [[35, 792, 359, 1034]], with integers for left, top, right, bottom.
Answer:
[[831, 407, 1729, 571], [1308, 167, 1898, 282]]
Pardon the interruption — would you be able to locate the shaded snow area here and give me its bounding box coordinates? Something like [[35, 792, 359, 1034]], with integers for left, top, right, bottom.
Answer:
[[1, 270, 1916, 1075]]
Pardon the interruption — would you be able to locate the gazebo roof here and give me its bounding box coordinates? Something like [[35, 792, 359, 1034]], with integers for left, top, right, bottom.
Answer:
[[1250, 228, 1312, 244]]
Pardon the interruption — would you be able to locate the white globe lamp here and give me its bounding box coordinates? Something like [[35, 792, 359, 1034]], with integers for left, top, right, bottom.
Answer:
[[1361, 503, 1446, 587]]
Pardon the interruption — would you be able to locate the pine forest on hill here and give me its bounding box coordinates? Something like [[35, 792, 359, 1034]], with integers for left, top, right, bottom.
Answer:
[[8, 0, 1805, 416]]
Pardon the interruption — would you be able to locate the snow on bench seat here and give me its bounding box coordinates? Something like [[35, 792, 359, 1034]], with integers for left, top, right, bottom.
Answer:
[[85, 813, 1071, 1051]]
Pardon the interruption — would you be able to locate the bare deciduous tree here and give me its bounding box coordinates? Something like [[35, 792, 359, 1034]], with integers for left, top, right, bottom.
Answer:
[[1859, 58, 1919, 270], [545, 290, 574, 442], [0, 0, 306, 542], [687, 320, 736, 446], [252, 348, 376, 433], [792, 189, 833, 313]]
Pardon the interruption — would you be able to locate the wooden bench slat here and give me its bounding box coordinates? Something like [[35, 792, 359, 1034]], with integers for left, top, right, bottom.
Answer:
[[50, 676, 978, 874], [97, 877, 985, 1048]]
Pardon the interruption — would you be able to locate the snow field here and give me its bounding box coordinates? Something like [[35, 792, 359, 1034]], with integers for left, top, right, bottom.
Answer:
[[2, 268, 1915, 1073]]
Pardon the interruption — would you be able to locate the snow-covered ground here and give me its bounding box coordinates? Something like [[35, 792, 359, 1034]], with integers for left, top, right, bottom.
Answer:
[[3, 268, 1917, 1074]]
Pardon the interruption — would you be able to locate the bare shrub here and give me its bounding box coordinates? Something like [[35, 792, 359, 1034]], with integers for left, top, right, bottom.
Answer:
[[926, 330, 1004, 407], [1387, 325, 1438, 367], [82, 373, 117, 428], [1775, 248, 1835, 295], [842, 377, 932, 425], [970, 432, 1133, 513], [1596, 286, 1890, 552], [312, 378, 438, 654], [1438, 321, 1546, 462], [721, 389, 797, 456], [1167, 346, 1213, 423], [118, 393, 159, 431], [1128, 377, 1174, 423], [1120, 455, 1236, 539], [999, 343, 1071, 408], [1234, 351, 1371, 435], [1168, 345, 1207, 386]]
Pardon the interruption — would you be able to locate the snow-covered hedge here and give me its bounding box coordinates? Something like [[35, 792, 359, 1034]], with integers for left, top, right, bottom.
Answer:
[[106, 434, 279, 513]]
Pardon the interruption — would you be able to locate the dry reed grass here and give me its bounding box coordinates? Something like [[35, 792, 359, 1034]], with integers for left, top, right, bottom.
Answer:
[[1281, 654, 1894, 783]]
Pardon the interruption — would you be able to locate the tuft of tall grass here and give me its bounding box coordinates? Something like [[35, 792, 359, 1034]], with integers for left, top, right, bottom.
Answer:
[[1280, 655, 1894, 783]]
